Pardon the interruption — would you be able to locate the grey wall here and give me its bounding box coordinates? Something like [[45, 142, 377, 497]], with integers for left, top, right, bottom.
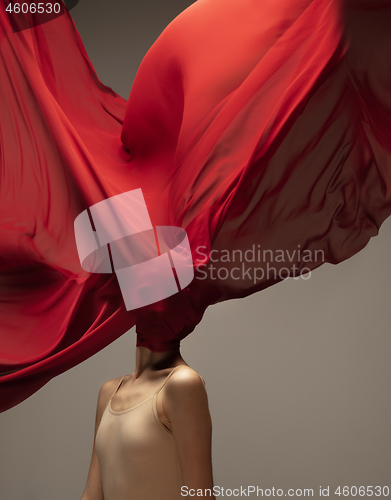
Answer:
[[1, 1, 390, 499]]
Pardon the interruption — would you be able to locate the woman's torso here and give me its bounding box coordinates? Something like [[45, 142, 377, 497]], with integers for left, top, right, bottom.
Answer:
[[95, 366, 187, 500]]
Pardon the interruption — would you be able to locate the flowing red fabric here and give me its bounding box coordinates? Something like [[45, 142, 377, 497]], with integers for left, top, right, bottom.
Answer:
[[1, 0, 391, 412]]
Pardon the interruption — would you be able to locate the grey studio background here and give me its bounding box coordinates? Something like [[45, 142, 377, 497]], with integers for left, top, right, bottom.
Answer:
[[1, 1, 391, 499]]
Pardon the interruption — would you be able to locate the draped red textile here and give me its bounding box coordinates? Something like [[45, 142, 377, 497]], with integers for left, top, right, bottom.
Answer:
[[1, 0, 391, 412]]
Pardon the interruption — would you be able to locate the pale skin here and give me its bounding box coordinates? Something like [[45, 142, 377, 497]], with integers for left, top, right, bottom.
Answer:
[[80, 345, 215, 500]]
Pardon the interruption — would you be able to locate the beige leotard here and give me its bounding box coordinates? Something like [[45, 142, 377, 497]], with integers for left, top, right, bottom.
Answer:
[[95, 367, 184, 500]]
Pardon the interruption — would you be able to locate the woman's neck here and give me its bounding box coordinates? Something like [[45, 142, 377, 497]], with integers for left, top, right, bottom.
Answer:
[[134, 345, 186, 379]]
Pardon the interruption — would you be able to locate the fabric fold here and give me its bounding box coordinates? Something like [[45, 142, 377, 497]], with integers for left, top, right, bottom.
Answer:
[[1, 0, 391, 411]]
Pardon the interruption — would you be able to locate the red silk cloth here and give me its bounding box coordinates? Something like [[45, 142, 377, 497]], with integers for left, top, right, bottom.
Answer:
[[1, 0, 391, 411]]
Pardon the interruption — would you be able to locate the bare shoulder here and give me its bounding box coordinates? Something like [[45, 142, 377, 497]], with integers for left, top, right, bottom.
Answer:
[[95, 377, 122, 417], [163, 366, 212, 434], [99, 376, 122, 397], [170, 365, 205, 387], [164, 366, 208, 405]]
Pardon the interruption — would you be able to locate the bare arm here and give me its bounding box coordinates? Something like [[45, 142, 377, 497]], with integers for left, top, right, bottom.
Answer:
[[80, 378, 120, 500], [163, 368, 215, 499]]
